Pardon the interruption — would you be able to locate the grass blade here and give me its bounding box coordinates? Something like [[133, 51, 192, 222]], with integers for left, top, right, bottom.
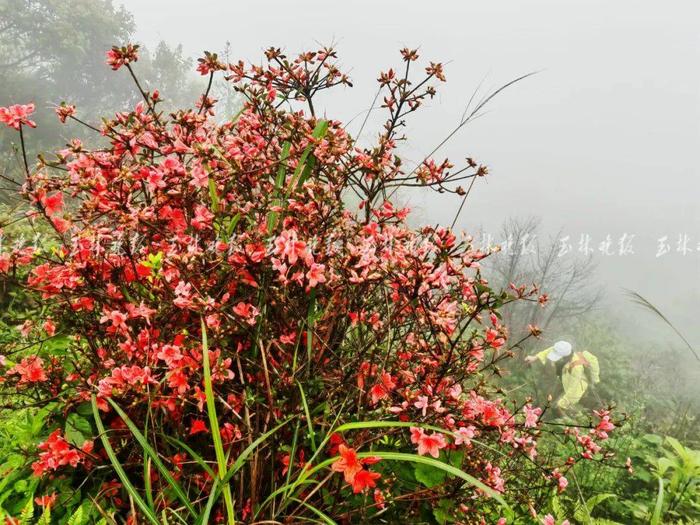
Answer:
[[626, 289, 699, 362], [201, 318, 236, 524], [162, 435, 216, 478], [91, 396, 160, 525], [651, 477, 665, 525], [297, 381, 317, 453], [224, 417, 292, 482], [106, 398, 197, 518], [289, 498, 338, 525], [360, 451, 508, 507], [201, 417, 294, 518]]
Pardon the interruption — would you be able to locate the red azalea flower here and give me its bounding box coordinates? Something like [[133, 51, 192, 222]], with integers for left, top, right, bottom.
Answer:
[[106, 44, 139, 70], [55, 103, 76, 123], [331, 444, 363, 483], [410, 427, 447, 458], [351, 469, 381, 493], [8, 356, 48, 384], [0, 103, 36, 130], [189, 419, 209, 435], [34, 492, 57, 507]]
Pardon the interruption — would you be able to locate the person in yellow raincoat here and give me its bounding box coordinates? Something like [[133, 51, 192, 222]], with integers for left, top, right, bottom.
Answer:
[[525, 340, 600, 411]]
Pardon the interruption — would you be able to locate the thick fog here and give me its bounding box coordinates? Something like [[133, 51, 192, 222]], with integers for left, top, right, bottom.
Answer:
[[118, 0, 700, 345]]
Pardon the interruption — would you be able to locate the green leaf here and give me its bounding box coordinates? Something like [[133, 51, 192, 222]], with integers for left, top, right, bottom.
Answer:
[[414, 461, 447, 487], [297, 381, 317, 452], [433, 499, 454, 524], [224, 417, 292, 483], [208, 177, 219, 211], [285, 120, 329, 197], [19, 498, 33, 525], [162, 435, 216, 478], [575, 493, 615, 522], [267, 141, 291, 233], [198, 414, 293, 523], [66, 504, 86, 525], [650, 477, 664, 525], [551, 494, 565, 520], [74, 402, 93, 418], [36, 504, 50, 525], [664, 436, 690, 462], [64, 413, 92, 447]]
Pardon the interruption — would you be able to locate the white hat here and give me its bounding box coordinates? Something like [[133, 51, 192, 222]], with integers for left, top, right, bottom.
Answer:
[[547, 340, 573, 362]]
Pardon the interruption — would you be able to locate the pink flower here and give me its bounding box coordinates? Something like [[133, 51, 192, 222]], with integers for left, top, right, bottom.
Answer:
[[453, 426, 475, 446], [0, 253, 10, 274], [190, 164, 209, 188], [125, 302, 156, 324], [373, 488, 386, 509], [157, 344, 183, 368], [594, 410, 615, 439], [32, 430, 83, 476], [485, 462, 506, 493], [542, 515, 569, 525], [233, 302, 259, 325], [369, 372, 395, 404], [552, 468, 568, 492], [41, 192, 64, 216], [100, 310, 127, 331], [173, 281, 194, 309], [306, 263, 326, 288], [558, 475, 568, 492], [523, 404, 542, 428], [332, 444, 363, 483], [19, 320, 33, 337], [206, 313, 221, 330], [8, 356, 48, 384], [274, 229, 310, 265], [55, 104, 76, 123], [35, 492, 57, 507], [447, 382, 462, 400], [168, 369, 189, 394], [43, 319, 56, 337], [0, 103, 36, 130], [414, 395, 430, 416], [351, 469, 381, 493], [192, 205, 215, 230], [106, 44, 139, 70], [410, 427, 447, 458]]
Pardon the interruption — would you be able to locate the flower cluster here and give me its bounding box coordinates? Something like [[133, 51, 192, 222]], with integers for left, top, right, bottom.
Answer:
[[105, 43, 140, 71], [0, 45, 616, 523], [31, 430, 93, 477], [0, 103, 36, 130]]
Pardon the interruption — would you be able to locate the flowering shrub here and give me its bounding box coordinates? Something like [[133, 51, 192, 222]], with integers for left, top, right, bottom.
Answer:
[[0, 44, 618, 524]]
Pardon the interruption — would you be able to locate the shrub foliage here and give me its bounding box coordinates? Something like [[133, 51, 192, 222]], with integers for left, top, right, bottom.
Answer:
[[0, 45, 618, 524]]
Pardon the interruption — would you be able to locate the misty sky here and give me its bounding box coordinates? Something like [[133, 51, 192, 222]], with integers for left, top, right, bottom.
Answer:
[[121, 0, 699, 342]]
